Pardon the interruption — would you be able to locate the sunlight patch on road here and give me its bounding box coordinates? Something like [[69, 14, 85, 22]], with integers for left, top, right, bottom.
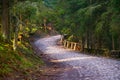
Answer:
[[45, 46, 68, 54], [50, 57, 96, 63]]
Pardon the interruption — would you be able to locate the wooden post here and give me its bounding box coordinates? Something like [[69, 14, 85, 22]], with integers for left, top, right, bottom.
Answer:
[[64, 40, 66, 47], [60, 37, 63, 43], [67, 41, 70, 48], [63, 40, 82, 51], [74, 43, 77, 50], [71, 42, 74, 49], [63, 40, 65, 47]]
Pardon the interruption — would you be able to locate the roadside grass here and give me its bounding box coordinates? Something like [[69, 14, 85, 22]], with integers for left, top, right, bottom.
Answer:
[[0, 38, 44, 78]]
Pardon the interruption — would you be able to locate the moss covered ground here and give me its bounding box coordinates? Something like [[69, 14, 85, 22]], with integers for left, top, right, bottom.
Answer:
[[0, 37, 44, 79]]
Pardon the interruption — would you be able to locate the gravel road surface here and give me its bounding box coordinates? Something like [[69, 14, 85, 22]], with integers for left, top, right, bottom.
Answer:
[[34, 35, 120, 80]]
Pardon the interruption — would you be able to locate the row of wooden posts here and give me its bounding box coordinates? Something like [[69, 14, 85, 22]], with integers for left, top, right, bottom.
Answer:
[[61, 40, 108, 55], [61, 40, 120, 58], [60, 38, 120, 58], [61, 40, 81, 51]]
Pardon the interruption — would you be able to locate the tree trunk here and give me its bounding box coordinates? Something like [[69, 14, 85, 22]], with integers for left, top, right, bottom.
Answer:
[[90, 0, 92, 4], [44, 18, 47, 32], [118, 36, 120, 50], [1, 0, 10, 42], [112, 35, 115, 50], [81, 35, 85, 51], [86, 29, 90, 49], [13, 32, 18, 51], [12, 15, 19, 51], [13, 25, 19, 51], [98, 36, 102, 49]]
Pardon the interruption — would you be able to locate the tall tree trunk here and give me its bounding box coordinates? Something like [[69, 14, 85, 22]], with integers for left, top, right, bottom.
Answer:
[[81, 35, 85, 51], [44, 18, 47, 32], [86, 29, 90, 49], [19, 14, 23, 31], [98, 36, 102, 49], [90, 31, 92, 49], [112, 35, 115, 50], [13, 21, 19, 51], [1, 0, 10, 42], [12, 15, 20, 51], [90, 0, 92, 4], [13, 31, 18, 51], [118, 36, 120, 50]]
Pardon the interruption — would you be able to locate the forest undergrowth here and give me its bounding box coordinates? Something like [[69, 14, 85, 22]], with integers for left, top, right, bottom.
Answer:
[[0, 34, 44, 79]]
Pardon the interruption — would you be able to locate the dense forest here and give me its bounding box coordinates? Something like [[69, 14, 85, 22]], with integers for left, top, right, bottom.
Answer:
[[0, 0, 120, 79], [43, 0, 120, 52], [0, 0, 120, 51]]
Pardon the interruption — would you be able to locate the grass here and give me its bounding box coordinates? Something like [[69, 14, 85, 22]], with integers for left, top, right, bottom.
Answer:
[[0, 38, 44, 78]]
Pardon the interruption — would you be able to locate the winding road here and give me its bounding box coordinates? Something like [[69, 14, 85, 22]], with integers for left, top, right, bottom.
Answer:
[[34, 35, 120, 80]]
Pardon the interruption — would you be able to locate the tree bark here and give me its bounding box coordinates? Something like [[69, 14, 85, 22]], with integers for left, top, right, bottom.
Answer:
[[86, 29, 90, 49], [81, 35, 85, 51], [112, 35, 115, 50], [12, 15, 19, 51], [44, 18, 47, 32]]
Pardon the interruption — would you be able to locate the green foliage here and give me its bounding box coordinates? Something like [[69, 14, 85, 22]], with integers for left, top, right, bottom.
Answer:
[[110, 14, 120, 36], [1, 0, 120, 73], [0, 39, 44, 77], [111, 0, 120, 13], [44, 0, 120, 51], [11, 1, 37, 21]]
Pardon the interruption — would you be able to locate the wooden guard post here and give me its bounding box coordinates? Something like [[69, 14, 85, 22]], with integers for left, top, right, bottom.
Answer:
[[62, 40, 81, 51]]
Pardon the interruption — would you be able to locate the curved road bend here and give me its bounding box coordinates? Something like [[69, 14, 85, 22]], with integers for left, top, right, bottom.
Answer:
[[34, 35, 120, 80]]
